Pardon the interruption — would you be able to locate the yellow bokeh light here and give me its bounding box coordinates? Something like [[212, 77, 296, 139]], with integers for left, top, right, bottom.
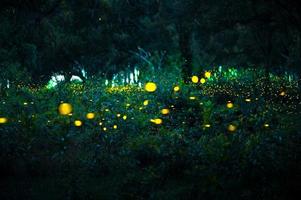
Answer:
[[227, 102, 234, 109], [228, 124, 237, 132], [143, 100, 149, 106], [123, 115, 127, 120], [280, 91, 285, 96], [161, 108, 170, 115], [150, 118, 163, 125], [264, 123, 269, 128], [113, 125, 118, 129], [189, 96, 196, 100], [204, 124, 211, 128], [145, 82, 157, 92], [103, 127, 107, 131], [58, 103, 73, 115], [99, 122, 103, 126], [191, 76, 199, 83], [204, 71, 211, 78], [173, 86, 180, 92], [0, 117, 8, 124], [74, 120, 82, 127], [245, 98, 251, 102], [200, 78, 206, 84], [86, 112, 95, 119]]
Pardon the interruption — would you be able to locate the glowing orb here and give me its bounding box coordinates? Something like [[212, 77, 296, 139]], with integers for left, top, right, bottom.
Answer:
[[74, 120, 82, 127], [150, 118, 163, 125], [0, 117, 8, 124], [145, 82, 157, 92], [264, 123, 269, 128], [205, 71, 211, 78], [161, 108, 170, 115], [204, 124, 211, 128], [103, 127, 107, 131], [143, 100, 149, 106], [227, 102, 234, 109], [173, 86, 180, 92], [117, 114, 121, 117], [86, 112, 95, 119], [191, 76, 199, 83], [113, 125, 118, 129], [58, 103, 73, 115], [228, 124, 237, 132], [200, 78, 206, 84], [280, 91, 285, 96], [123, 115, 127, 120], [189, 96, 196, 100], [245, 99, 251, 102]]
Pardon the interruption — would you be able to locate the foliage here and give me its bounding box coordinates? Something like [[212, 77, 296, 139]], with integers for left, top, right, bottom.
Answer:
[[0, 68, 300, 199]]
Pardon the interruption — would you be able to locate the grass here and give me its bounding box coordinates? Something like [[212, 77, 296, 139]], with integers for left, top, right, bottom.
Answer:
[[0, 67, 300, 199]]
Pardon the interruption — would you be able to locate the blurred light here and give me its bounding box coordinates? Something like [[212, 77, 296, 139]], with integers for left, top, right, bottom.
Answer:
[[0, 117, 8, 124], [205, 71, 211, 78], [245, 98, 251, 102], [228, 124, 237, 132], [191, 76, 199, 83], [150, 118, 163, 125], [200, 78, 206, 84], [264, 123, 269, 128], [145, 82, 157, 92], [143, 100, 149, 106], [174, 86, 180, 92], [117, 114, 121, 117], [204, 124, 211, 128], [74, 120, 82, 127], [189, 96, 196, 100], [227, 102, 234, 109], [113, 125, 118, 129], [280, 91, 285, 96], [58, 103, 73, 115], [123, 115, 127, 120], [161, 108, 170, 115], [86, 112, 95, 119]]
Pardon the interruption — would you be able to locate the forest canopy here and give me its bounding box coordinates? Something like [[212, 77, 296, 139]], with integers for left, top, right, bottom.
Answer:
[[1, 0, 301, 86]]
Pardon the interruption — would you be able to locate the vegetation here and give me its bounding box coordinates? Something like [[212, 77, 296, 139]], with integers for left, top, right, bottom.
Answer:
[[1, 0, 301, 199], [1, 67, 300, 199]]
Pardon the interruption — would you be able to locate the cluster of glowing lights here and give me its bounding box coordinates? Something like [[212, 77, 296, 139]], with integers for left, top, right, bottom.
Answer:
[[145, 82, 157, 92], [58, 103, 73, 115], [2, 68, 298, 136]]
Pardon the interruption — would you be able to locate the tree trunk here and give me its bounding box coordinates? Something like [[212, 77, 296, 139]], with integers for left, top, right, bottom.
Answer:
[[177, 24, 193, 83]]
